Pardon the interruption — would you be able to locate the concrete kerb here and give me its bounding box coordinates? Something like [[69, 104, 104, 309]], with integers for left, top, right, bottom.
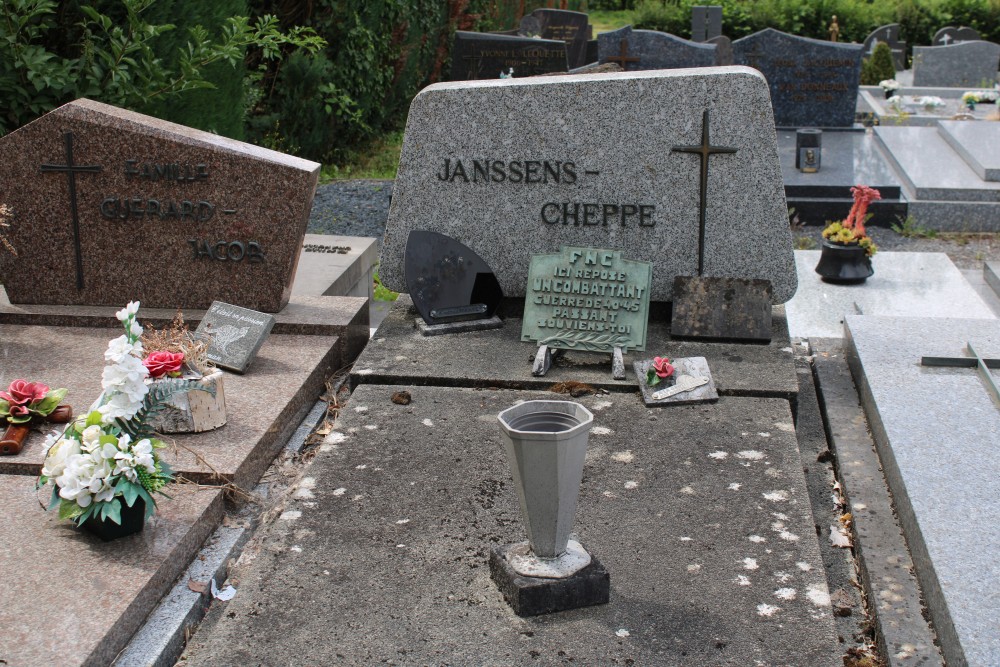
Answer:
[[112, 397, 335, 667], [809, 338, 943, 667]]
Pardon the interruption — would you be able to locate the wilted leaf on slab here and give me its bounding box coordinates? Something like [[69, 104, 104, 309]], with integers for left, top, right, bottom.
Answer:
[[829, 525, 853, 548], [188, 579, 209, 594]]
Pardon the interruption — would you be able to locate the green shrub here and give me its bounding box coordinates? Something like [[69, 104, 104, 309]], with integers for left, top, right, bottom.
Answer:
[[861, 41, 897, 85]]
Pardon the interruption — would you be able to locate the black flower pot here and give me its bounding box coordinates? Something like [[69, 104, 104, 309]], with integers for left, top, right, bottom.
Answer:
[[884, 89, 894, 99], [82, 497, 146, 541], [815, 241, 874, 284]]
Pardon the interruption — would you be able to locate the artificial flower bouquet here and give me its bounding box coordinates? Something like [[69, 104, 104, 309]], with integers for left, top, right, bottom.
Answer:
[[39, 302, 213, 537], [878, 79, 900, 92], [822, 185, 881, 257]]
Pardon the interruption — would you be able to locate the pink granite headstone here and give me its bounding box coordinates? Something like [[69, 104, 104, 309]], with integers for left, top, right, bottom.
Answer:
[[0, 99, 320, 312]]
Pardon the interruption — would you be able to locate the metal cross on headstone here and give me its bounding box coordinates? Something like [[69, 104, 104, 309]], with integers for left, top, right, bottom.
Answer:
[[671, 109, 738, 276], [921, 342, 1000, 411], [606, 38, 639, 70], [40, 131, 102, 290]]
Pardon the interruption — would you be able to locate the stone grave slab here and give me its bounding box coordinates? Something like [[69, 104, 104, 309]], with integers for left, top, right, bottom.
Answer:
[[784, 251, 996, 339], [0, 99, 319, 312], [449, 31, 568, 80], [937, 121, 1000, 182], [291, 234, 378, 300], [912, 41, 1000, 87], [352, 297, 798, 399], [180, 384, 841, 666], [0, 324, 341, 490], [380, 67, 797, 304], [844, 315, 1000, 666], [598, 26, 716, 71], [732, 28, 863, 128], [0, 474, 221, 667], [933, 26, 981, 46], [519, 9, 591, 69], [862, 23, 906, 71]]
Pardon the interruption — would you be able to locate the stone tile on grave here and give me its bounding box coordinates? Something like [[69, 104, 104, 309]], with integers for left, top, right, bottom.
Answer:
[[732, 28, 863, 128], [352, 297, 798, 399], [0, 474, 222, 667], [179, 385, 841, 666], [844, 315, 1000, 666], [0, 99, 319, 312], [0, 324, 342, 490], [379, 68, 797, 305], [598, 26, 716, 71], [291, 234, 378, 300], [912, 41, 1000, 87], [785, 251, 996, 339]]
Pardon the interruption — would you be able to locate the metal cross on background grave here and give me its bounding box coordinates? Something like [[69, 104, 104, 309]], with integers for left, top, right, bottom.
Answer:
[[40, 131, 102, 290], [921, 342, 1000, 411], [671, 109, 738, 276], [606, 38, 639, 70]]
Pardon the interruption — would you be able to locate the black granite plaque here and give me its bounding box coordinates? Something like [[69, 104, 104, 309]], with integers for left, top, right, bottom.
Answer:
[[670, 276, 773, 342], [863, 23, 907, 71], [733, 28, 862, 128], [448, 31, 568, 81], [194, 301, 276, 373], [933, 26, 981, 46], [404, 230, 503, 326], [519, 9, 591, 69]]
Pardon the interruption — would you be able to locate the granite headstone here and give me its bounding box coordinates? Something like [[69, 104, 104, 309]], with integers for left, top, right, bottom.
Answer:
[[733, 28, 863, 127], [194, 300, 276, 373], [599, 26, 716, 71], [933, 26, 981, 46], [449, 31, 568, 80], [379, 67, 797, 304], [519, 9, 591, 70], [0, 99, 319, 312], [863, 23, 907, 71], [912, 41, 1000, 87], [707, 35, 733, 66]]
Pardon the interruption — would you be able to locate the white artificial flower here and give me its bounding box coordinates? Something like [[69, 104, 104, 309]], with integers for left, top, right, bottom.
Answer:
[[133, 438, 155, 472], [81, 424, 103, 448], [116, 301, 140, 322], [104, 335, 141, 363], [57, 452, 98, 507], [41, 437, 81, 478], [129, 320, 143, 338]]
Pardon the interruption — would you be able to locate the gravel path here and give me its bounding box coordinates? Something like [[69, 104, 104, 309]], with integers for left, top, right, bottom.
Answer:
[[310, 180, 1000, 270]]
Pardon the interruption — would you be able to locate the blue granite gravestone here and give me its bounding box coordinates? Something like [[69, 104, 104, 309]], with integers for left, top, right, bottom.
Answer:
[[912, 41, 1000, 87], [598, 26, 716, 71], [862, 23, 906, 71], [732, 28, 862, 128], [449, 32, 568, 81]]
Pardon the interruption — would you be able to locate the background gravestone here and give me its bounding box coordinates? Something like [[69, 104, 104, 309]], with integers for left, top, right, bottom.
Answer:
[[862, 23, 907, 71], [379, 67, 797, 304], [449, 31, 568, 80], [912, 41, 1000, 87], [733, 28, 862, 128], [690, 6, 722, 43], [598, 26, 716, 71], [0, 99, 318, 312], [707, 35, 734, 66], [933, 26, 981, 46], [519, 9, 592, 70]]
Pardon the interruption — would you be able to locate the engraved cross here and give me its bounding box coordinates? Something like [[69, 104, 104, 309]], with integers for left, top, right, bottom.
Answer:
[[671, 109, 738, 276], [40, 131, 102, 290], [921, 342, 1000, 411]]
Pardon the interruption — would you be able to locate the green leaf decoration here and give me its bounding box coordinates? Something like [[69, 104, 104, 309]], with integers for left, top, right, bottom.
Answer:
[[122, 482, 139, 508], [0, 398, 9, 415], [85, 410, 103, 427], [32, 388, 67, 415], [58, 499, 84, 521], [106, 498, 122, 525], [48, 486, 61, 510], [540, 331, 633, 354], [6, 413, 31, 424], [134, 485, 157, 519], [646, 368, 661, 387]]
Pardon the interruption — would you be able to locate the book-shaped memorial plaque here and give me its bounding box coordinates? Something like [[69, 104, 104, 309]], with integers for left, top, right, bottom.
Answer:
[[522, 247, 652, 377], [404, 231, 503, 332]]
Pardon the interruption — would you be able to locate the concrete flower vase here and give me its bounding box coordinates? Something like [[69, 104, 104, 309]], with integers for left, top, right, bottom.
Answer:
[[497, 400, 594, 560]]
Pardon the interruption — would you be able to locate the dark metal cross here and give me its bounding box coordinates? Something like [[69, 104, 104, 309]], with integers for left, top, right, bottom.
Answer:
[[671, 109, 738, 276], [606, 39, 639, 70], [921, 342, 1000, 411], [40, 131, 102, 290]]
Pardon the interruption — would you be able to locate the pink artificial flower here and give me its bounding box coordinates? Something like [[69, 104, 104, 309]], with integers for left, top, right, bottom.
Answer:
[[0, 379, 50, 406]]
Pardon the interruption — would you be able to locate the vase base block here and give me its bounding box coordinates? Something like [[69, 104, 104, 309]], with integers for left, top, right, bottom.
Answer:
[[490, 542, 610, 617]]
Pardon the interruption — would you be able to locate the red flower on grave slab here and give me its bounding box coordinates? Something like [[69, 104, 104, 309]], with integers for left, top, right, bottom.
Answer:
[[1, 379, 50, 406], [646, 356, 675, 386], [143, 351, 185, 378]]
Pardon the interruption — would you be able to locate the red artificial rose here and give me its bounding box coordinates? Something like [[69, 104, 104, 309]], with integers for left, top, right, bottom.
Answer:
[[652, 356, 675, 379], [8, 403, 29, 417], [143, 351, 185, 378], [0, 379, 50, 406]]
